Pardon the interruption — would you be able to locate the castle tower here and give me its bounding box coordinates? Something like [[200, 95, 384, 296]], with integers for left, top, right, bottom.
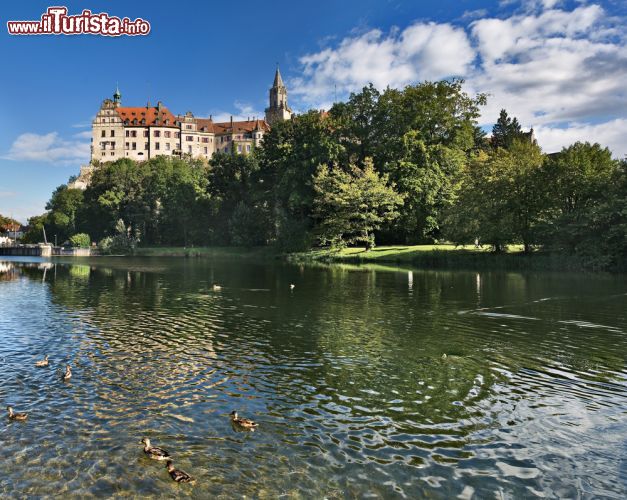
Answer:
[[113, 83, 121, 107], [265, 66, 292, 125]]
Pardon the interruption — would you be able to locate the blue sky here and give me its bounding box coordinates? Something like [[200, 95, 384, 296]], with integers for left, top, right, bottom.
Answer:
[[1, 0, 626, 222]]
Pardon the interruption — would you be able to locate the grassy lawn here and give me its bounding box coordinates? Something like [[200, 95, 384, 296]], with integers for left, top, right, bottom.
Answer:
[[332, 244, 524, 261]]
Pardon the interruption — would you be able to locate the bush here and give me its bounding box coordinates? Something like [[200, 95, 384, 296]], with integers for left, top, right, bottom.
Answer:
[[97, 219, 139, 255], [69, 233, 91, 248], [228, 202, 269, 247]]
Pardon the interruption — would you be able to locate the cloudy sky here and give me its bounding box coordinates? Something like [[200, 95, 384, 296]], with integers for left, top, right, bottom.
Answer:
[[0, 0, 625, 221]]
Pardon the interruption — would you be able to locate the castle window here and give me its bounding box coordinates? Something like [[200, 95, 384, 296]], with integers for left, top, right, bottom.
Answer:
[[154, 130, 161, 137], [166, 143, 171, 151], [144, 131, 149, 137], [141, 119, 146, 125], [145, 142, 149, 150], [237, 145, 242, 153], [204, 147, 208, 154], [124, 120, 129, 125], [188, 145, 192, 153], [155, 142, 160, 150], [133, 119, 138, 125], [132, 142, 136, 150], [125, 131, 130, 137], [174, 132, 180, 138], [164, 131, 171, 138], [165, 119, 170, 125], [131, 131, 137, 138], [186, 136, 193, 142], [125, 142, 129, 150], [202, 137, 208, 143], [186, 124, 192, 130], [110, 130, 115, 137], [247, 145, 251, 152], [101, 130, 106, 137]]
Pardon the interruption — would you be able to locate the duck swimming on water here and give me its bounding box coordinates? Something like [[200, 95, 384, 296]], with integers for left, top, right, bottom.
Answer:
[[229, 410, 258, 429], [141, 437, 171, 460], [61, 364, 72, 381], [212, 284, 222, 291], [35, 355, 49, 367], [166, 461, 194, 483], [7, 406, 28, 421]]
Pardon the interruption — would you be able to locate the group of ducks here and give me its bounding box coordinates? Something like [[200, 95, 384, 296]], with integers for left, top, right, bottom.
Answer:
[[141, 410, 258, 484], [7, 356, 70, 421], [7, 354, 259, 485]]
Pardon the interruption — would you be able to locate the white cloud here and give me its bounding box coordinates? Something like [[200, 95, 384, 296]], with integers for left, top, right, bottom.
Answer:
[[3, 132, 90, 164], [291, 22, 475, 106], [210, 100, 264, 123], [534, 119, 627, 157], [290, 1, 627, 157]]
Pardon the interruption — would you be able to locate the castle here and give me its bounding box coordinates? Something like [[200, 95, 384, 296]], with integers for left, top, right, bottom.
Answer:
[[71, 67, 292, 188]]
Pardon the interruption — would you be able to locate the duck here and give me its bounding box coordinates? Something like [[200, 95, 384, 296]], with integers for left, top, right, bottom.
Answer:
[[289, 283, 295, 290], [35, 355, 49, 367], [229, 410, 258, 429], [166, 461, 194, 483], [141, 437, 171, 460], [61, 364, 72, 381], [7, 406, 28, 421], [212, 284, 222, 291]]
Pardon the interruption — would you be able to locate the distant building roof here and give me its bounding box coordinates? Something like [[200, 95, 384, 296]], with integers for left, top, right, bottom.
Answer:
[[116, 105, 177, 126], [213, 118, 270, 135]]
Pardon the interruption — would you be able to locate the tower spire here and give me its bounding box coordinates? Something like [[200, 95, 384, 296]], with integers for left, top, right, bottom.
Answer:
[[266, 64, 292, 125], [113, 83, 121, 106], [273, 64, 284, 88]]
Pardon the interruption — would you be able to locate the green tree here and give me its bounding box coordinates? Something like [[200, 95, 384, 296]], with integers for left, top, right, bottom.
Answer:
[[540, 142, 620, 259], [491, 109, 524, 150], [259, 110, 343, 247], [313, 158, 403, 249], [46, 185, 85, 243], [69, 233, 91, 248], [21, 214, 48, 243], [444, 140, 546, 252]]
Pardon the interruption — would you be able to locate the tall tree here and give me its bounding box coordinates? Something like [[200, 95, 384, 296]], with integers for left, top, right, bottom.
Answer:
[[312, 158, 403, 250], [491, 109, 524, 150]]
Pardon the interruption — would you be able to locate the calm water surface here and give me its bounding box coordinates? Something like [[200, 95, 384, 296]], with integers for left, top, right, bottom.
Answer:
[[0, 257, 626, 498]]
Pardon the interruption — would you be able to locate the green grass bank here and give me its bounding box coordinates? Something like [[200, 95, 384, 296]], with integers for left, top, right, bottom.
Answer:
[[126, 244, 617, 272]]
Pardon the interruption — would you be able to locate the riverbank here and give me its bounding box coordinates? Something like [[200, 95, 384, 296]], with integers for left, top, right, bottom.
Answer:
[[130, 246, 276, 259], [125, 244, 615, 272], [287, 245, 615, 272]]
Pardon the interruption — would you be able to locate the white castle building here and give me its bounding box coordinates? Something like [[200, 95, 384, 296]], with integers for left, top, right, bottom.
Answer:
[[89, 67, 291, 163]]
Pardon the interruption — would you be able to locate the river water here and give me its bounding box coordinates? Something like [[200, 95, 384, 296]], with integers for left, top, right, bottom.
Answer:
[[0, 257, 625, 498]]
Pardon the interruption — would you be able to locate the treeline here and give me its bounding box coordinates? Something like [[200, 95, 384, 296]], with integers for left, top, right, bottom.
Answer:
[[23, 80, 627, 269]]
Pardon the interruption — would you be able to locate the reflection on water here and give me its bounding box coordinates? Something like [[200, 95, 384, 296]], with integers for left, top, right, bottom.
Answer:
[[0, 257, 626, 498]]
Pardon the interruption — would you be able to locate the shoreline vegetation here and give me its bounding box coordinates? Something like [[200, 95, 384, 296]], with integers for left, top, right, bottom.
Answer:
[[77, 244, 622, 273], [8, 81, 626, 273]]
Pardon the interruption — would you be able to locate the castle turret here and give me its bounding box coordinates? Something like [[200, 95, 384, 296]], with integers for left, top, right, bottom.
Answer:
[[113, 84, 121, 107], [265, 65, 292, 125]]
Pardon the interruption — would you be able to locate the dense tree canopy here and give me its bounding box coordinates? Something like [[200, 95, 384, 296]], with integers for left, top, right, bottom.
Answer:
[[21, 80, 625, 270]]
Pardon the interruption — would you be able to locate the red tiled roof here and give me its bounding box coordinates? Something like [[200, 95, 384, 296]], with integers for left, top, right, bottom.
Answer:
[[116, 106, 177, 127], [175, 116, 271, 135], [213, 119, 270, 135]]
